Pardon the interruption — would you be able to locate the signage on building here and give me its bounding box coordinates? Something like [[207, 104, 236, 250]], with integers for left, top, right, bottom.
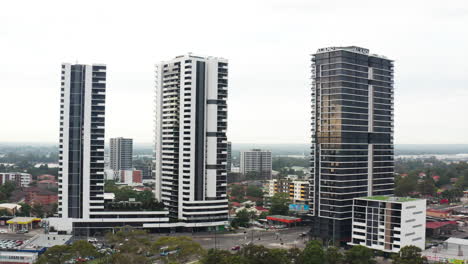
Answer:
[[289, 204, 309, 212]]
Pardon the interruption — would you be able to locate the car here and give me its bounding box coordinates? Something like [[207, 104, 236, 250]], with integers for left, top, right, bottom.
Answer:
[[0, 230, 7, 233], [231, 245, 241, 251]]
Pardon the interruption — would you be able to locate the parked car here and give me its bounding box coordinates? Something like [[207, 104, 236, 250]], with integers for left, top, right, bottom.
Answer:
[[231, 245, 241, 251]]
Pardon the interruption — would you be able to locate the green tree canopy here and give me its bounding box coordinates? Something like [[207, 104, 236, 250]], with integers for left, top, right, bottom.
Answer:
[[325, 246, 343, 264], [269, 192, 290, 215], [344, 245, 376, 264], [246, 185, 264, 198], [302, 240, 324, 264], [392, 245, 426, 264], [151, 236, 205, 264]]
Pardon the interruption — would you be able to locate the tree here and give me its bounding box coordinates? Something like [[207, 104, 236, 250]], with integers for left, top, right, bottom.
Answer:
[[110, 253, 151, 264], [325, 246, 343, 264], [246, 185, 264, 198], [418, 178, 437, 196], [231, 184, 245, 198], [201, 249, 248, 264], [152, 236, 205, 264], [0, 181, 16, 201], [287, 247, 303, 264], [302, 240, 324, 264], [17, 202, 31, 216], [395, 175, 417, 196], [392, 245, 426, 264], [106, 226, 151, 249], [69, 240, 100, 258], [258, 211, 269, 219], [31, 203, 45, 217], [344, 245, 375, 264], [269, 193, 290, 215], [232, 209, 255, 228], [239, 244, 286, 264], [36, 245, 72, 264]]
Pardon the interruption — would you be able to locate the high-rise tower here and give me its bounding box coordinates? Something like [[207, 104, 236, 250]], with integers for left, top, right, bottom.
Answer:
[[310, 46, 394, 242], [58, 63, 106, 219], [109, 137, 133, 171], [240, 149, 272, 179], [154, 54, 229, 228], [52, 63, 170, 235]]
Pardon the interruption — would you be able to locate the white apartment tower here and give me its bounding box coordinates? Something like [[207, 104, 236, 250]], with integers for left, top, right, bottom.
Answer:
[[350, 196, 426, 252], [109, 137, 133, 171], [58, 63, 107, 219], [52, 63, 171, 235], [154, 54, 229, 227], [240, 149, 272, 179]]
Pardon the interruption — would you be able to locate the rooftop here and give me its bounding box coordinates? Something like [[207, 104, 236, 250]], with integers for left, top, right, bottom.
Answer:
[[314, 46, 391, 60], [26, 234, 72, 248], [359, 196, 420, 203], [446, 237, 468, 246], [0, 203, 21, 210]]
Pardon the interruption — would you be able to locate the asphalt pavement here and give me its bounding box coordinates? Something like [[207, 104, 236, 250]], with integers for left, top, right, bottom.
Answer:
[[149, 226, 311, 250]]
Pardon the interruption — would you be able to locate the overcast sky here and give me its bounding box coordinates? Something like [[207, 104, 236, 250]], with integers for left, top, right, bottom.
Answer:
[[1, 0, 467, 145]]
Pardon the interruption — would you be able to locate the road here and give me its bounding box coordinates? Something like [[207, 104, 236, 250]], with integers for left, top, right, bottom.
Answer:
[[150, 226, 311, 250]]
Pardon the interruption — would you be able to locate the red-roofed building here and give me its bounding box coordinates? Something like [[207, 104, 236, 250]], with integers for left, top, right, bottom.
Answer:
[[266, 215, 301, 224], [400, 173, 408, 178], [255, 206, 268, 212], [37, 174, 56, 181], [432, 175, 440, 182], [24, 187, 58, 205], [231, 202, 241, 207], [37, 179, 58, 189], [419, 172, 427, 178], [427, 208, 451, 218], [426, 221, 458, 237]]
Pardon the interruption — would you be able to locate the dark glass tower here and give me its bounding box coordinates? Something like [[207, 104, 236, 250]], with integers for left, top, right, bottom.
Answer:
[[58, 63, 106, 219], [309, 47, 394, 243]]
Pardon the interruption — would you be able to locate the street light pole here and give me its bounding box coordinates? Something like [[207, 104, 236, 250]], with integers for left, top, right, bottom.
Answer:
[[214, 227, 217, 249]]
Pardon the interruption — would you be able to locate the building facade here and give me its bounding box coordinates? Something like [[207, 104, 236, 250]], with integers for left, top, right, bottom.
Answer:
[[240, 149, 272, 179], [0, 173, 32, 187], [51, 63, 170, 235], [310, 46, 395, 242], [264, 179, 309, 204], [57, 63, 107, 219], [154, 54, 229, 228], [109, 137, 133, 171], [350, 196, 426, 252], [227, 141, 232, 172]]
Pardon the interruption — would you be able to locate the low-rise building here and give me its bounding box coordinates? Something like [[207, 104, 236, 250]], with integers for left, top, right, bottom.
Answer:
[[0, 173, 32, 187], [37, 180, 58, 189], [350, 196, 426, 253], [24, 187, 58, 205], [119, 170, 143, 185], [0, 203, 22, 215], [0, 234, 72, 264], [264, 179, 309, 204], [422, 237, 468, 263], [37, 174, 56, 181]]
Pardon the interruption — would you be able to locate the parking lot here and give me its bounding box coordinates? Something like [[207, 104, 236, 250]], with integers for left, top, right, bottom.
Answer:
[[0, 239, 24, 249]]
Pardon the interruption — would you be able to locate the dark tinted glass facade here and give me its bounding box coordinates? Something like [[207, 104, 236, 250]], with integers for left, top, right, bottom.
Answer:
[[58, 64, 106, 219], [310, 47, 394, 242]]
